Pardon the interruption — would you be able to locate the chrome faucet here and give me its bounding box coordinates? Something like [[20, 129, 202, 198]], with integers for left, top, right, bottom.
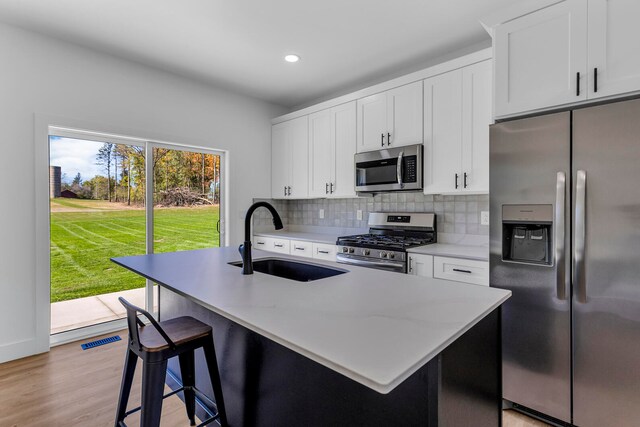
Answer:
[[239, 201, 283, 274]]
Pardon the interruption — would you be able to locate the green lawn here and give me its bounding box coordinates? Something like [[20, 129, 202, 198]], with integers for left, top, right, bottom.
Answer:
[[50, 200, 219, 302]]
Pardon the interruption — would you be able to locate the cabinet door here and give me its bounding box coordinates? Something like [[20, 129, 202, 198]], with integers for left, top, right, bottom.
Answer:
[[408, 254, 433, 277], [433, 256, 489, 286], [357, 92, 387, 152], [387, 81, 423, 147], [423, 69, 463, 194], [588, 0, 640, 99], [288, 116, 309, 198], [494, 0, 588, 117], [290, 239, 313, 258], [312, 243, 337, 261], [461, 60, 492, 193], [331, 101, 357, 197], [308, 110, 332, 197], [271, 122, 290, 199]]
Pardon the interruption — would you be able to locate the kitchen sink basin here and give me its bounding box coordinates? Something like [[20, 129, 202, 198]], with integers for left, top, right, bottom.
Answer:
[[229, 258, 347, 282]]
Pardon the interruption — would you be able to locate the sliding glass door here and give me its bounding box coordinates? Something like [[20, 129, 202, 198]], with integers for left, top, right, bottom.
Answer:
[[48, 129, 224, 337]]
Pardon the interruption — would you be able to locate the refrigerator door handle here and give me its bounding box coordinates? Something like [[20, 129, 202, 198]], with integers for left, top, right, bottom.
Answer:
[[574, 170, 587, 303], [555, 172, 567, 300]]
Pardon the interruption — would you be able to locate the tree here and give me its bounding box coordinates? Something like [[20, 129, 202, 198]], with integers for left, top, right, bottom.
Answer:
[[72, 173, 82, 185], [96, 143, 114, 201]]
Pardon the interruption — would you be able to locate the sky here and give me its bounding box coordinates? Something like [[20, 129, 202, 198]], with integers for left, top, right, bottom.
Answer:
[[49, 136, 106, 183]]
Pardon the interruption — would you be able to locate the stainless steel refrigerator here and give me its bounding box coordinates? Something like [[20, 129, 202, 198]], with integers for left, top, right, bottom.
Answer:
[[490, 98, 640, 427]]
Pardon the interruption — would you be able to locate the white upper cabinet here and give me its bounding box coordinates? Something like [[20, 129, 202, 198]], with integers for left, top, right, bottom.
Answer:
[[357, 81, 423, 152], [308, 109, 333, 197], [271, 116, 308, 199], [494, 0, 640, 117], [357, 93, 387, 152], [330, 101, 357, 198], [308, 101, 357, 198], [494, 0, 588, 117], [424, 60, 492, 195], [386, 81, 423, 148], [587, 0, 640, 99], [461, 60, 492, 193], [424, 69, 463, 194]]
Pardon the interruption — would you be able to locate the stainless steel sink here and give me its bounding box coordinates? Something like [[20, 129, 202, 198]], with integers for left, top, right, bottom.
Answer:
[[229, 258, 347, 282]]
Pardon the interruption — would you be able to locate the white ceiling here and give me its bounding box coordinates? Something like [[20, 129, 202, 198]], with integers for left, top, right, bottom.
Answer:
[[0, 0, 513, 108]]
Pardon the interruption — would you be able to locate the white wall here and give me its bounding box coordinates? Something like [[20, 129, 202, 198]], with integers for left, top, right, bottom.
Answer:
[[0, 22, 286, 362]]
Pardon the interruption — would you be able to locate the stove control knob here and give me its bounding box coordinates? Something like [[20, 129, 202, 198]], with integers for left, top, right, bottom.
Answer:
[[342, 247, 349, 253], [363, 249, 370, 256], [348, 248, 355, 254], [380, 252, 387, 258], [388, 253, 395, 259]]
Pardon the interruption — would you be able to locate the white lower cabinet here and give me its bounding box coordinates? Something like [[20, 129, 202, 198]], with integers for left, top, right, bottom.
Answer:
[[312, 243, 337, 261], [290, 240, 313, 259], [253, 235, 338, 262], [433, 256, 489, 286], [253, 236, 290, 254], [407, 253, 434, 277], [408, 253, 489, 286]]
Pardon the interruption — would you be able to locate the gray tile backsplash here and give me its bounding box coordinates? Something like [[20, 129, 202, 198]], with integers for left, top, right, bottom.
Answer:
[[253, 193, 489, 235]]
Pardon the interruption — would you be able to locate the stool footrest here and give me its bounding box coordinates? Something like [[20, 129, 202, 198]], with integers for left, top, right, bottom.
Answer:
[[120, 385, 221, 426]]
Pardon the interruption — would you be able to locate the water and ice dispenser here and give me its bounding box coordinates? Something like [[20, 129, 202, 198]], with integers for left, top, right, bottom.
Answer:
[[502, 205, 553, 266]]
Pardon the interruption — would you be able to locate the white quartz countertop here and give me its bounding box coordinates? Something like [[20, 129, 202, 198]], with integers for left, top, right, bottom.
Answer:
[[112, 247, 509, 394], [254, 230, 339, 245], [407, 243, 489, 261]]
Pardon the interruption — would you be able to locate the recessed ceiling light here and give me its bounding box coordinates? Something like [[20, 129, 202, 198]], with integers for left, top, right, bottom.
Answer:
[[284, 54, 300, 63]]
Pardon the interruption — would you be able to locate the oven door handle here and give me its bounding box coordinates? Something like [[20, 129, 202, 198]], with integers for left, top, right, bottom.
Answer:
[[337, 254, 405, 272], [397, 151, 404, 189]]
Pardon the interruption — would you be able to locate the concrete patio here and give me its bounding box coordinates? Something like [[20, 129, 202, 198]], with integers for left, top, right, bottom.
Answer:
[[51, 287, 158, 334]]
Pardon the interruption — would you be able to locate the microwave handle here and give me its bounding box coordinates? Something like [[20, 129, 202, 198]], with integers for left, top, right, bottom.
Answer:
[[397, 151, 404, 188]]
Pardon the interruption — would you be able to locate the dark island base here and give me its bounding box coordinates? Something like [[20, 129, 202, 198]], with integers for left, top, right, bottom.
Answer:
[[160, 287, 501, 427]]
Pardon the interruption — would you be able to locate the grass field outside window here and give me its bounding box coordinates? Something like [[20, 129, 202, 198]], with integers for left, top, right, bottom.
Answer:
[[50, 198, 220, 302]]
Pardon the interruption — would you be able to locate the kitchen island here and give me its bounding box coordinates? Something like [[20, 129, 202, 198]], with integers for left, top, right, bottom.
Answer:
[[112, 246, 510, 426]]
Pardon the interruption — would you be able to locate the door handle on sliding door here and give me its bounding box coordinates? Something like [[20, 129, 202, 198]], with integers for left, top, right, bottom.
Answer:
[[574, 170, 587, 303], [555, 172, 567, 300]]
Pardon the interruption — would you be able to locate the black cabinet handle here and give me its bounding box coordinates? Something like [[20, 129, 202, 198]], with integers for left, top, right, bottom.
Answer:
[[381, 133, 384, 147], [274, 243, 284, 248], [455, 173, 459, 189], [318, 250, 329, 254], [326, 183, 329, 194], [576, 72, 580, 96], [284, 186, 287, 197], [294, 246, 305, 251], [463, 172, 468, 188], [387, 132, 391, 145], [453, 268, 472, 274], [256, 241, 265, 245], [594, 68, 598, 93], [330, 182, 334, 193]]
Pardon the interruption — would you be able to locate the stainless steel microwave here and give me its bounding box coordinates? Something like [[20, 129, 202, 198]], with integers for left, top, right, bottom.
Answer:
[[355, 144, 423, 193]]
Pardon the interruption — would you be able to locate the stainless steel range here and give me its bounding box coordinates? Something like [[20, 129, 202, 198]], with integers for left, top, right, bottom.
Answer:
[[336, 212, 436, 273]]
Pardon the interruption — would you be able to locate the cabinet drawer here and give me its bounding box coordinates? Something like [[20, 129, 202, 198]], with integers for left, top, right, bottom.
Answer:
[[312, 243, 337, 261], [269, 238, 290, 254], [290, 240, 313, 258], [253, 236, 290, 254], [433, 256, 489, 286]]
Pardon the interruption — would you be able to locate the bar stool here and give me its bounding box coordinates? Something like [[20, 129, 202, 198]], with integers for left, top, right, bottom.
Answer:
[[115, 297, 228, 427]]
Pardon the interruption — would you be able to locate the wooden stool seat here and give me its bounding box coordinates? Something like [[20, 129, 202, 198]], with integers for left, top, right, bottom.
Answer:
[[115, 297, 228, 427], [138, 317, 212, 352]]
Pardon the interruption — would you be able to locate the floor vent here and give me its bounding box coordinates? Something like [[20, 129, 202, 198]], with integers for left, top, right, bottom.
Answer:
[[81, 335, 121, 350]]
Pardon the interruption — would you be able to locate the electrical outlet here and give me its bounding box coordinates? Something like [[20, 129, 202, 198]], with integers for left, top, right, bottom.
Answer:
[[319, 209, 325, 219], [356, 210, 363, 221], [480, 211, 490, 226]]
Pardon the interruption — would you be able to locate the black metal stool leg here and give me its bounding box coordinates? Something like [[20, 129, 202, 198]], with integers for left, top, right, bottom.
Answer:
[[179, 350, 197, 426], [115, 349, 138, 426], [203, 336, 229, 427], [141, 359, 168, 427]]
